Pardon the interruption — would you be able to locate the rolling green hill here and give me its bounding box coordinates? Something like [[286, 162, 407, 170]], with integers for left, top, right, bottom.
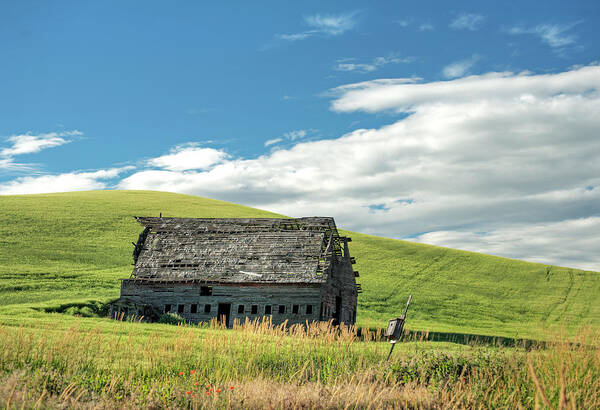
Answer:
[[1, 190, 598, 339]]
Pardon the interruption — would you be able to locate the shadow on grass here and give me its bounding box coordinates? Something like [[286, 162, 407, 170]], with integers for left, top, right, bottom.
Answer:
[[34, 300, 110, 318], [356, 326, 544, 348], [403, 329, 543, 349]]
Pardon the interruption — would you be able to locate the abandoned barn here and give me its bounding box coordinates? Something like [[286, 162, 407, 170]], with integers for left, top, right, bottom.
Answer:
[[110, 216, 360, 327]]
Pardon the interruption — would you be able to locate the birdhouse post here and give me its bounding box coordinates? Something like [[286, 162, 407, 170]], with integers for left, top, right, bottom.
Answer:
[[385, 294, 412, 360]]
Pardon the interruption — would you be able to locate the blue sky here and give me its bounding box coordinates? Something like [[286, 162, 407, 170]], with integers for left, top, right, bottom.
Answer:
[[1, 1, 599, 270]]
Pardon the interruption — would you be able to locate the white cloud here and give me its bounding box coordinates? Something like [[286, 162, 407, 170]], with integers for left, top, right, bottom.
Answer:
[[330, 64, 600, 113], [450, 13, 484, 31], [418, 23, 434, 32], [336, 62, 378, 73], [0, 130, 80, 170], [278, 12, 357, 42], [277, 33, 313, 42], [335, 53, 415, 73], [283, 130, 307, 141], [0, 167, 133, 195], [442, 54, 481, 78], [265, 130, 310, 147], [397, 19, 412, 28], [119, 64, 600, 270], [414, 217, 600, 271], [264, 138, 283, 147], [304, 13, 357, 36], [508, 23, 579, 49], [147, 144, 228, 171]]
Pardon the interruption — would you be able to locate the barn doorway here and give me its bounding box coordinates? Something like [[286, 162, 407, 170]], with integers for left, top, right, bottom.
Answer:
[[218, 303, 231, 327], [333, 296, 342, 325]]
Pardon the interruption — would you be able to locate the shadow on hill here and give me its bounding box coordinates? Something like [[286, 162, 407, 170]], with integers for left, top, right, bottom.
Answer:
[[356, 326, 544, 348], [403, 329, 543, 349], [35, 300, 110, 318]]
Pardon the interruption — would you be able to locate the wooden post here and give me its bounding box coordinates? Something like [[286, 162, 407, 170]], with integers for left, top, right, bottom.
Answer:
[[386, 294, 412, 361]]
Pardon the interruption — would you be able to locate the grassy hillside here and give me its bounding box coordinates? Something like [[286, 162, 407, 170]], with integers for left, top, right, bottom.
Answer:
[[1, 190, 598, 339]]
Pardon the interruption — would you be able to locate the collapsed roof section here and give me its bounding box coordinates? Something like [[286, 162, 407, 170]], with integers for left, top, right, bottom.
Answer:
[[130, 217, 345, 283]]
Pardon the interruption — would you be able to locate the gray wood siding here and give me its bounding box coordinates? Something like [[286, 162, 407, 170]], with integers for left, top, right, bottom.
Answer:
[[120, 281, 322, 326]]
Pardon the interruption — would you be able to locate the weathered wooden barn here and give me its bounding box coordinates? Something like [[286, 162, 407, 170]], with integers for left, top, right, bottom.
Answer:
[[110, 217, 360, 327]]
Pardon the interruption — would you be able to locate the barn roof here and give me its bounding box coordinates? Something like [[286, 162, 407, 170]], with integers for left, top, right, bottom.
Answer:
[[130, 217, 343, 284]]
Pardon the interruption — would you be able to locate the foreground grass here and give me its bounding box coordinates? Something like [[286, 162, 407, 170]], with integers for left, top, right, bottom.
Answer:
[[1, 190, 599, 339], [0, 319, 598, 409]]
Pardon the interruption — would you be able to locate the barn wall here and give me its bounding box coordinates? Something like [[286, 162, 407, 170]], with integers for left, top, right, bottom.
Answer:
[[119, 280, 321, 326], [320, 239, 358, 325]]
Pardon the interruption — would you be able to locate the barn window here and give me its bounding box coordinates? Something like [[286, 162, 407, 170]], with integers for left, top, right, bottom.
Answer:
[[292, 305, 299, 314], [178, 304, 184, 314], [306, 305, 313, 315], [191, 304, 198, 314], [278, 305, 286, 314], [238, 305, 245, 314], [265, 305, 272, 314], [251, 305, 258, 314], [204, 304, 211, 313], [200, 286, 212, 296], [164, 304, 171, 313]]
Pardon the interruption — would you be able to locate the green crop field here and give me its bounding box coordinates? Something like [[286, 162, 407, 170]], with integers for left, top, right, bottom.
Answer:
[[1, 190, 599, 408], [1, 190, 599, 339]]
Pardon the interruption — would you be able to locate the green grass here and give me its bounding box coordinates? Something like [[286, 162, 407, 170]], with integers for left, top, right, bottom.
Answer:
[[1, 190, 599, 339], [0, 318, 598, 409]]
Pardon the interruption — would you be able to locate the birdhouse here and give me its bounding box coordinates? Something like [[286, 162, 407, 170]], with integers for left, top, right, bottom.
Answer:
[[385, 315, 405, 342]]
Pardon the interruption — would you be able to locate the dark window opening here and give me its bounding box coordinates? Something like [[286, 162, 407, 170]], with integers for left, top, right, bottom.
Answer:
[[265, 305, 272, 314], [292, 305, 299, 314], [306, 305, 313, 315], [178, 304, 184, 314], [204, 304, 211, 313], [238, 304, 245, 314], [200, 286, 213, 296], [251, 305, 258, 314], [278, 305, 286, 314], [164, 304, 171, 313], [191, 304, 198, 314]]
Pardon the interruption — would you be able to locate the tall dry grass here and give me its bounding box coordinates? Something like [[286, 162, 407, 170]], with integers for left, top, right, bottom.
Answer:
[[0, 319, 598, 409]]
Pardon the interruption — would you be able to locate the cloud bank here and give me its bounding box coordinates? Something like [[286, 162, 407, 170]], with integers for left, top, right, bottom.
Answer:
[[3, 66, 599, 270], [0, 167, 133, 195], [118, 65, 600, 270]]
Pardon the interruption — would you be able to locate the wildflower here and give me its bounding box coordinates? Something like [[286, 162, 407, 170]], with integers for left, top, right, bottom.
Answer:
[[229, 386, 234, 390], [178, 371, 184, 376], [190, 370, 195, 375], [186, 391, 191, 395], [216, 388, 221, 393], [206, 392, 211, 396], [194, 382, 199, 386]]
